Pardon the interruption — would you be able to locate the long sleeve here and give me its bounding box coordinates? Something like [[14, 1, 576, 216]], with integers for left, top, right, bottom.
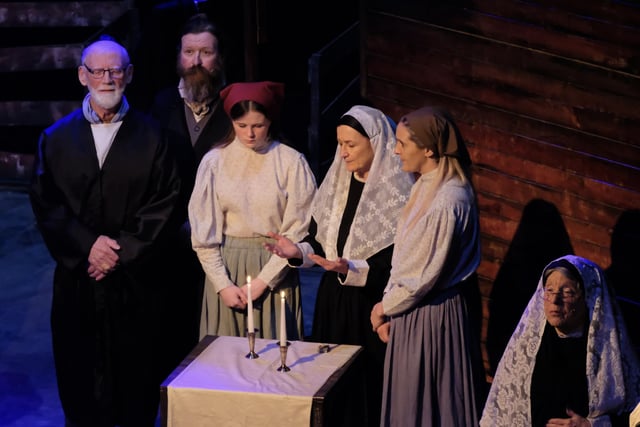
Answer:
[[30, 128, 98, 271], [29, 110, 181, 271], [110, 122, 182, 266], [189, 151, 233, 293], [382, 178, 480, 316], [293, 186, 376, 287], [189, 140, 316, 292], [257, 149, 316, 287], [291, 219, 324, 268]]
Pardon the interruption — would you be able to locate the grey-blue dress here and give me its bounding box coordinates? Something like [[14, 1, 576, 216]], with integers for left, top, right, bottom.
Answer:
[[381, 174, 485, 427]]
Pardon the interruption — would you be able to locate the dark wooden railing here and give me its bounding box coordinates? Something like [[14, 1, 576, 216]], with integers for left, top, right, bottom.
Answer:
[[307, 22, 361, 182]]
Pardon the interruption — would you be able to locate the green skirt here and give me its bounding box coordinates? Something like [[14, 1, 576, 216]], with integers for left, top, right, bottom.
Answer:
[[199, 235, 304, 340]]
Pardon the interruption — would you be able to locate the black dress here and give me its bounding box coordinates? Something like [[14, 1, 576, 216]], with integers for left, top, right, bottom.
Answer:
[[305, 175, 391, 427], [531, 323, 589, 426], [530, 323, 631, 426]]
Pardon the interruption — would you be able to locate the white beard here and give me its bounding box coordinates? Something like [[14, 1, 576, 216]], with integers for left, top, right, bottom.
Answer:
[[89, 87, 124, 110]]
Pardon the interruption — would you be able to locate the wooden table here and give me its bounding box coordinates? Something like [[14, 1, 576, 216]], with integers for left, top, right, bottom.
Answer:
[[161, 335, 365, 427]]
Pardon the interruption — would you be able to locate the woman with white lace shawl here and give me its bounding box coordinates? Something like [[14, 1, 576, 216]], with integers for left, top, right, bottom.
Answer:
[[480, 255, 640, 427], [265, 105, 414, 426]]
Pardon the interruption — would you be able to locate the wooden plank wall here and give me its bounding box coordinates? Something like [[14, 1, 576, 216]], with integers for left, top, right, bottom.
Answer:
[[361, 0, 640, 378]]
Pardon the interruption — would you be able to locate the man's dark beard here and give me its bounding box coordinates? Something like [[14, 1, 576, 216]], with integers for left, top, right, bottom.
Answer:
[[179, 65, 224, 104]]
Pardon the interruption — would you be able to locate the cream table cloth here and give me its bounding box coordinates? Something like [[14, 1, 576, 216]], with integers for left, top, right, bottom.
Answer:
[[165, 335, 362, 427]]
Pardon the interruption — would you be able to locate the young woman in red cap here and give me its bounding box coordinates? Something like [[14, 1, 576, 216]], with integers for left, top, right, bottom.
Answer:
[[188, 81, 317, 340]]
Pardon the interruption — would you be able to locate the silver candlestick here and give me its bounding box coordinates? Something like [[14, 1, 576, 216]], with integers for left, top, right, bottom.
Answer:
[[277, 344, 290, 372], [245, 331, 259, 359]]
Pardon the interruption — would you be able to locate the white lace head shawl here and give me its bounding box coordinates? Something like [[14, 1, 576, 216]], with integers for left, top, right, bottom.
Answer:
[[480, 255, 640, 426], [311, 105, 415, 261]]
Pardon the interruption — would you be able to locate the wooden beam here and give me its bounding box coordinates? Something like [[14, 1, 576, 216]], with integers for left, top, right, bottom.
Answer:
[[0, 2, 129, 27], [0, 101, 80, 126], [0, 45, 83, 72]]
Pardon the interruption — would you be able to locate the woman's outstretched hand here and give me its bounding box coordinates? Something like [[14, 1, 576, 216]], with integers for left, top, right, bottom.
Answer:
[[546, 408, 591, 427], [264, 232, 302, 259], [308, 254, 349, 275]]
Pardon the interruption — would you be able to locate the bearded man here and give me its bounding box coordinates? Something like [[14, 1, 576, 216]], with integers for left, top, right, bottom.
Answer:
[[30, 37, 181, 426], [149, 13, 233, 370], [151, 12, 231, 165]]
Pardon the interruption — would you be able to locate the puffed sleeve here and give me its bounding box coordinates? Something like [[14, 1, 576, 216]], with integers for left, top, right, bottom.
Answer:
[[189, 151, 234, 293], [279, 152, 317, 242], [257, 151, 317, 288]]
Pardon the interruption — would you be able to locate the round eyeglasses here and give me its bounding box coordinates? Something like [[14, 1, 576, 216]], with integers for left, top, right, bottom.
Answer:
[[83, 63, 128, 79], [540, 287, 580, 302]]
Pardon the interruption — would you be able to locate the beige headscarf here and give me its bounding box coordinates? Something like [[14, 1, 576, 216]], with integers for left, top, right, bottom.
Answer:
[[311, 105, 415, 261], [401, 106, 471, 168], [397, 106, 473, 239]]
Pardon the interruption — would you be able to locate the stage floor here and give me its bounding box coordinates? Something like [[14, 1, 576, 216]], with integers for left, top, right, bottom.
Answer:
[[0, 189, 322, 427]]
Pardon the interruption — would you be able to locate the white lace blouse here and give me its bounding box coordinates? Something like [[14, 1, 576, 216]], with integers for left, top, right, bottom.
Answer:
[[189, 138, 317, 292]]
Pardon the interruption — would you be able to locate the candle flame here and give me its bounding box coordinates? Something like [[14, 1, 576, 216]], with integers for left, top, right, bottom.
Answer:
[[280, 290, 285, 298], [247, 275, 251, 284]]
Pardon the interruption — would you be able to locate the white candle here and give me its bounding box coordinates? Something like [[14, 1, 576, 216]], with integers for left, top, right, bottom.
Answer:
[[246, 275, 254, 333], [280, 291, 287, 347]]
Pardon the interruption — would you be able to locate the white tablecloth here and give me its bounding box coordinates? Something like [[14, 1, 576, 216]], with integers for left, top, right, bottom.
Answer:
[[631, 401, 640, 427], [166, 336, 361, 427]]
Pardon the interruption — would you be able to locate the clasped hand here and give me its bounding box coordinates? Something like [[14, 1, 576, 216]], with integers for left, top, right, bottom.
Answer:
[[546, 408, 591, 427], [219, 277, 268, 310], [370, 302, 391, 343], [87, 235, 120, 281]]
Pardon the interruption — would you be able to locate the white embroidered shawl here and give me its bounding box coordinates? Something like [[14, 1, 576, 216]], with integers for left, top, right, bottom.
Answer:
[[311, 105, 414, 261], [480, 255, 640, 426]]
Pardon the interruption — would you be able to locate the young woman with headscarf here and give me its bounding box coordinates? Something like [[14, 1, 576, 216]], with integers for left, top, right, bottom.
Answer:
[[370, 106, 486, 427], [189, 81, 317, 340]]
